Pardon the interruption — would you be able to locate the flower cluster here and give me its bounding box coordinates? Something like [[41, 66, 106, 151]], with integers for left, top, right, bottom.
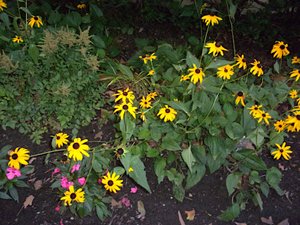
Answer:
[[6, 147, 30, 180]]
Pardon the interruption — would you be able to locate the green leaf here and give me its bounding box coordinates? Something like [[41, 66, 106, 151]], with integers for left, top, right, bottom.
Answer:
[[90, 3, 103, 17], [161, 135, 181, 151], [266, 167, 283, 195], [19, 7, 32, 16], [206, 59, 234, 70], [167, 101, 191, 117], [113, 166, 125, 175], [48, 10, 62, 24], [269, 131, 285, 146], [186, 51, 199, 67], [119, 115, 136, 141], [0, 191, 11, 200], [63, 12, 82, 27], [273, 61, 280, 73], [0, 13, 10, 28], [8, 186, 19, 202], [92, 36, 106, 48], [218, 203, 240, 221], [28, 44, 39, 64], [118, 64, 133, 78], [247, 127, 266, 148], [260, 181, 270, 197], [173, 184, 185, 202], [154, 157, 166, 184], [92, 160, 102, 173], [232, 149, 267, 171], [120, 153, 151, 193], [0, 145, 12, 158], [226, 173, 240, 195], [227, 0, 237, 19], [181, 145, 196, 172], [14, 180, 29, 188], [185, 164, 205, 189], [96, 205, 104, 221], [252, 191, 263, 210]]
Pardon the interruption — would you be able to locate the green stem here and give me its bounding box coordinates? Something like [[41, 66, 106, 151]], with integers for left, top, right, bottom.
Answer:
[[82, 149, 95, 188], [30, 149, 65, 158], [225, 0, 236, 57], [199, 25, 210, 65]]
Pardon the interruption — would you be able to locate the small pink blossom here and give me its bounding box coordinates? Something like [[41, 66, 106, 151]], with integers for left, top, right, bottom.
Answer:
[[6, 167, 21, 180], [71, 164, 80, 173], [55, 205, 60, 212], [130, 186, 138, 193], [97, 178, 102, 184], [120, 197, 131, 208], [60, 176, 74, 189], [60, 219, 64, 225], [52, 168, 61, 176], [78, 177, 86, 186]]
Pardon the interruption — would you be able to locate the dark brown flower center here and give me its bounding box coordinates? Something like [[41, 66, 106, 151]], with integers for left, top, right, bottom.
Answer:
[[280, 45, 285, 50], [195, 68, 201, 74], [254, 107, 258, 110], [108, 180, 114, 186], [262, 113, 266, 117], [242, 59, 246, 62], [165, 109, 170, 113], [12, 153, 18, 160], [61, 155, 68, 161], [34, 16, 38, 21], [123, 92, 128, 96], [257, 64, 262, 68], [56, 135, 61, 140], [237, 91, 243, 96], [279, 148, 284, 153], [73, 143, 80, 149], [224, 68, 228, 72], [216, 43, 221, 47], [296, 115, 300, 120], [70, 193, 76, 199], [117, 148, 124, 155], [122, 105, 128, 110], [279, 124, 282, 128]]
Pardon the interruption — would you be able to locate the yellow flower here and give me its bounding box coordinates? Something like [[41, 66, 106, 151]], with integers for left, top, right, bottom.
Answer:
[[67, 138, 90, 161], [248, 104, 263, 116], [180, 74, 190, 82], [253, 110, 272, 125], [12, 36, 23, 43], [77, 3, 86, 9], [140, 112, 147, 122], [188, 64, 205, 84], [147, 91, 158, 100], [8, 147, 30, 170], [102, 172, 123, 193], [148, 69, 155, 76], [201, 15, 222, 26], [289, 89, 298, 99], [235, 91, 245, 107], [205, 42, 228, 57], [217, 64, 234, 80], [285, 111, 300, 132], [139, 53, 157, 64], [60, 185, 85, 206], [128, 167, 134, 173], [292, 56, 300, 64], [114, 102, 137, 120], [114, 147, 127, 159], [54, 133, 69, 148], [250, 59, 264, 77], [140, 96, 152, 109], [274, 120, 286, 132], [290, 69, 300, 82], [113, 88, 135, 104], [157, 105, 177, 122], [0, 0, 7, 11], [271, 41, 290, 59], [235, 54, 247, 70], [271, 142, 292, 160], [28, 16, 43, 28]]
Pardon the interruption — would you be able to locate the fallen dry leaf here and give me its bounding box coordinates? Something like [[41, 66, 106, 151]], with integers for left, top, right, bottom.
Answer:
[[278, 163, 286, 171], [94, 131, 103, 139], [261, 216, 274, 224], [235, 223, 247, 225], [23, 195, 35, 208], [277, 218, 289, 225], [111, 198, 122, 208], [178, 211, 186, 225], [137, 200, 146, 220], [34, 180, 43, 190], [185, 209, 195, 221]]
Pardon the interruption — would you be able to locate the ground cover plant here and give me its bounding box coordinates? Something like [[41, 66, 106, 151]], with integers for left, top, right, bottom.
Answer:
[[0, 0, 299, 224]]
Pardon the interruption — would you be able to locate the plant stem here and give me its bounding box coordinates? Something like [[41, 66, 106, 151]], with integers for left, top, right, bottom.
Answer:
[[30, 149, 66, 158], [199, 25, 210, 65], [225, 0, 236, 57]]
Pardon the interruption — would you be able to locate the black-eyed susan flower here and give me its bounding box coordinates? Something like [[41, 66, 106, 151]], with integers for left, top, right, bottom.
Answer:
[[248, 104, 263, 116], [140, 96, 152, 109], [0, 0, 7, 11], [180, 74, 190, 82], [188, 64, 205, 84], [274, 120, 286, 132], [114, 147, 128, 159], [67, 138, 90, 161], [113, 88, 135, 104], [140, 112, 147, 122], [147, 91, 158, 100], [235, 91, 246, 107], [271, 142, 292, 160], [290, 69, 300, 81], [12, 36, 24, 43], [201, 15, 222, 26], [235, 54, 247, 70], [250, 59, 263, 77], [292, 56, 300, 64], [28, 16, 43, 28], [289, 89, 298, 99], [253, 110, 272, 125], [77, 3, 87, 9], [217, 64, 234, 80], [139, 53, 157, 64], [271, 41, 290, 59], [102, 172, 123, 193], [205, 42, 228, 57], [8, 147, 30, 170], [157, 105, 177, 122], [285, 111, 300, 131], [60, 185, 85, 206], [148, 69, 155, 76], [114, 102, 137, 120], [55, 133, 69, 148]]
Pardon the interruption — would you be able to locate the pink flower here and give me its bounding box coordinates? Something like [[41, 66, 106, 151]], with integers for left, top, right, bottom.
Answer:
[[120, 197, 131, 208], [55, 205, 60, 212], [52, 168, 61, 176], [78, 177, 86, 186], [97, 178, 102, 184], [130, 186, 138, 193], [71, 164, 80, 173], [60, 219, 64, 225], [60, 176, 74, 189], [6, 167, 21, 180]]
